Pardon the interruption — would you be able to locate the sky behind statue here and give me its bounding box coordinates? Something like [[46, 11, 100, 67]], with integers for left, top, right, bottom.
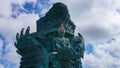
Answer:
[[0, 0, 120, 68]]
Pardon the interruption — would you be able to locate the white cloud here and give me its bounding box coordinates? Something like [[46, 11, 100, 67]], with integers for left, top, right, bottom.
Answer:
[[0, 38, 4, 53], [83, 34, 120, 68], [0, 64, 4, 68], [0, 14, 39, 41], [0, 13, 39, 68], [0, 0, 39, 68], [0, 38, 3, 44], [0, 0, 12, 17]]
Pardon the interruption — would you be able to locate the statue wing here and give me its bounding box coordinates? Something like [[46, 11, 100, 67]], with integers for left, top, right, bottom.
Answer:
[[14, 27, 49, 68]]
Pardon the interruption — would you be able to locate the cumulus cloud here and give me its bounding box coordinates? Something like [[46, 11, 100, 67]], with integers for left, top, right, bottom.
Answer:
[[83, 34, 120, 68], [0, 64, 4, 68], [11, 0, 52, 18], [0, 0, 44, 68], [0, 38, 4, 53]]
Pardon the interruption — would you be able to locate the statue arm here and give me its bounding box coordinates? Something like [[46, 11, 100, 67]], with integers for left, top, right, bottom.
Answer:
[[78, 33, 85, 58], [14, 27, 49, 68], [52, 38, 61, 52]]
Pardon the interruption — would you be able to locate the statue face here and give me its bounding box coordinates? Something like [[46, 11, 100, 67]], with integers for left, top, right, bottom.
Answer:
[[58, 32, 65, 37]]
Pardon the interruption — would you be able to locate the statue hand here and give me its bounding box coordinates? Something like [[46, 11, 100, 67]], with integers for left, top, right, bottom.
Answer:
[[14, 26, 30, 49], [57, 45, 77, 60], [14, 27, 49, 67], [14, 26, 43, 55]]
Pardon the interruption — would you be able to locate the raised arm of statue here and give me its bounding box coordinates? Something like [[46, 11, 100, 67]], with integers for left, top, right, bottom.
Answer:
[[71, 33, 85, 58], [14, 27, 49, 68]]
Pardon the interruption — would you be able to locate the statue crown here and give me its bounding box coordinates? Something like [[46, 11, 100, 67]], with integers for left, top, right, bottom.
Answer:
[[58, 24, 66, 32]]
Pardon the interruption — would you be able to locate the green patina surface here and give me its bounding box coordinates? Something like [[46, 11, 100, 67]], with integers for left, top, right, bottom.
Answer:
[[15, 2, 85, 68]]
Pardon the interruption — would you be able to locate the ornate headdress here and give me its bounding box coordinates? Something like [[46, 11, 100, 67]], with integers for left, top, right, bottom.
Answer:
[[58, 24, 66, 33]]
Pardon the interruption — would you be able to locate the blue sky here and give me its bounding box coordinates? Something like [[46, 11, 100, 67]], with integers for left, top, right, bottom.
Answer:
[[0, 0, 120, 68]]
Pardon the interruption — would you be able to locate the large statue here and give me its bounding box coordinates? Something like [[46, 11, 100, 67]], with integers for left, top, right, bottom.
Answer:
[[14, 2, 85, 68]]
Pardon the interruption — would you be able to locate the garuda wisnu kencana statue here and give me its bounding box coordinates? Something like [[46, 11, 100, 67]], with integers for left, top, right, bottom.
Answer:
[[14, 2, 85, 68]]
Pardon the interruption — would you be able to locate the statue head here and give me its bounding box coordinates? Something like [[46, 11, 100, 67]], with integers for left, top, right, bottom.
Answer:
[[58, 24, 66, 37], [45, 2, 69, 21]]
